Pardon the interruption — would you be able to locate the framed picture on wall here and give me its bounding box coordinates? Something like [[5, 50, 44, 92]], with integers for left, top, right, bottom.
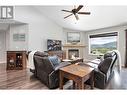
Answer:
[[67, 32, 80, 43], [13, 34, 19, 41], [13, 33, 25, 41], [19, 34, 25, 41]]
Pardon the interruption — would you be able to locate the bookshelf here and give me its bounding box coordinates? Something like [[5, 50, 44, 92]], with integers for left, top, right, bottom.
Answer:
[[7, 51, 26, 70]]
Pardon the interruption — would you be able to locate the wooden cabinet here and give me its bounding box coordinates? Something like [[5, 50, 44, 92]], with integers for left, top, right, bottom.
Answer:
[[7, 51, 27, 70]]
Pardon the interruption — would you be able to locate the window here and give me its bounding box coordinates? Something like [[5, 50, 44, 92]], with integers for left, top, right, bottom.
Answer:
[[89, 32, 118, 55]]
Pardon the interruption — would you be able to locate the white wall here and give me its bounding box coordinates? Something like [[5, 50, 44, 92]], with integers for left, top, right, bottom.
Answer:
[[14, 6, 63, 51], [0, 31, 6, 63], [0, 6, 63, 63], [9, 24, 28, 51], [84, 26, 127, 66]]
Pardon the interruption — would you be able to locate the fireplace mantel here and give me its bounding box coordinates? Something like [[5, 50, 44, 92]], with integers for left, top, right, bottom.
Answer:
[[63, 44, 85, 59], [63, 44, 85, 48]]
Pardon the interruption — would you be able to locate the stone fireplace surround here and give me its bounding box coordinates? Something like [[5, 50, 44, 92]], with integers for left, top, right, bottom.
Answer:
[[63, 44, 85, 59]]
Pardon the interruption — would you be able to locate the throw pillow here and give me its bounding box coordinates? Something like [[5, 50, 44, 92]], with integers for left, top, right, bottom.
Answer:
[[48, 55, 61, 66]]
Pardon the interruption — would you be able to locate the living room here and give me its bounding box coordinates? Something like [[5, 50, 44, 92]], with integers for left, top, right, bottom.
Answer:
[[0, 4, 127, 92]]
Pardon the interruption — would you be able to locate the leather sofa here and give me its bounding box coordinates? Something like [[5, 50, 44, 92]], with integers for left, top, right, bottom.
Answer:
[[33, 51, 70, 89], [86, 51, 117, 89], [32, 51, 49, 76]]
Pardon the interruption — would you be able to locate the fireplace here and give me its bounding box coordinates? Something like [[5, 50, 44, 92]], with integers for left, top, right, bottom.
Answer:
[[63, 44, 85, 59], [68, 49, 79, 59]]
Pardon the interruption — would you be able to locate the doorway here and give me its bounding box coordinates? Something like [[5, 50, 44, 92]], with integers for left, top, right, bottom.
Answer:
[[0, 31, 6, 63]]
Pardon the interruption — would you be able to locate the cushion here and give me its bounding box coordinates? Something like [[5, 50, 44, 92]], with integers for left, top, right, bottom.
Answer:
[[34, 51, 48, 57], [98, 57, 112, 74], [48, 55, 61, 66], [103, 51, 116, 59], [104, 53, 112, 59]]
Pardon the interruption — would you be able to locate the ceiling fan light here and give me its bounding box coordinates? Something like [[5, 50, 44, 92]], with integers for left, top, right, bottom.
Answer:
[[75, 13, 79, 20], [62, 5, 90, 20]]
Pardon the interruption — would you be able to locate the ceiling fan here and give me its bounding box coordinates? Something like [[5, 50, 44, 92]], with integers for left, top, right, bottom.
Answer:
[[62, 5, 90, 20]]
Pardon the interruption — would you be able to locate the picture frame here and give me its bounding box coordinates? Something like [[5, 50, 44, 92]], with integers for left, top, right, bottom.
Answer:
[[67, 32, 80, 43], [13, 33, 25, 41]]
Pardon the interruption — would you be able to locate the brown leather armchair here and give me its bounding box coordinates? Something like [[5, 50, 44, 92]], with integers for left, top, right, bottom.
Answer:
[[94, 51, 117, 89], [85, 51, 117, 89], [33, 51, 70, 89]]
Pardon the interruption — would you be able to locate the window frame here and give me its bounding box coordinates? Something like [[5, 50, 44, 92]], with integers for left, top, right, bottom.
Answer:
[[88, 32, 118, 55]]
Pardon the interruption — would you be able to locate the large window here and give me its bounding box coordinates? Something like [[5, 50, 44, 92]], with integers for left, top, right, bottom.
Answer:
[[89, 32, 118, 55]]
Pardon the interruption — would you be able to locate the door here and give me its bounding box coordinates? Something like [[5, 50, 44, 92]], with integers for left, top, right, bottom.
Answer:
[[0, 31, 6, 63]]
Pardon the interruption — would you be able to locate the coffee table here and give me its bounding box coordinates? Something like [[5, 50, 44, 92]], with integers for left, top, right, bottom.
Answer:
[[59, 64, 94, 89], [62, 58, 83, 64]]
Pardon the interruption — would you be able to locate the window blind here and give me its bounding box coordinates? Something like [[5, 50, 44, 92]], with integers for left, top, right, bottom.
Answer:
[[89, 32, 118, 38]]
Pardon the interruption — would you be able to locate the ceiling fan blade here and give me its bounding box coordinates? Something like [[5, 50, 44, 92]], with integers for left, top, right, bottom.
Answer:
[[64, 14, 73, 19], [75, 14, 79, 20], [76, 5, 83, 12], [62, 10, 72, 13], [78, 12, 91, 15]]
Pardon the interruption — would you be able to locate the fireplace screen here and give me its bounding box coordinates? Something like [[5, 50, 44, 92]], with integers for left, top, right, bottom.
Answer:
[[68, 49, 79, 59]]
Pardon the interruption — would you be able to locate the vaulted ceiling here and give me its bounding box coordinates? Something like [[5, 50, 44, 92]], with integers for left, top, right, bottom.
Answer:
[[35, 6, 127, 31]]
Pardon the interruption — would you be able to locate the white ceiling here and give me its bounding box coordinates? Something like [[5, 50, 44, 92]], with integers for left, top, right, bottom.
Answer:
[[35, 6, 127, 31]]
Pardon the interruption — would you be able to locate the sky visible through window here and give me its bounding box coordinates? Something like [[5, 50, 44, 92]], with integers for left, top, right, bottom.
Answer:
[[90, 36, 117, 55], [90, 36, 117, 45]]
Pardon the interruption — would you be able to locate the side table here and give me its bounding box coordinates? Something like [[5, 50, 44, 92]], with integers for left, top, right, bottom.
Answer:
[[59, 64, 94, 89]]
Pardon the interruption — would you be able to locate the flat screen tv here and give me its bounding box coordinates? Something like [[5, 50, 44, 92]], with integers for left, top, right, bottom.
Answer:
[[47, 39, 62, 51]]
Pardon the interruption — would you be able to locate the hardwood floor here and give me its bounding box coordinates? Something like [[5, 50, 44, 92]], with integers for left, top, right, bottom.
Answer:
[[106, 68, 127, 89], [0, 63, 127, 89], [0, 63, 48, 89]]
